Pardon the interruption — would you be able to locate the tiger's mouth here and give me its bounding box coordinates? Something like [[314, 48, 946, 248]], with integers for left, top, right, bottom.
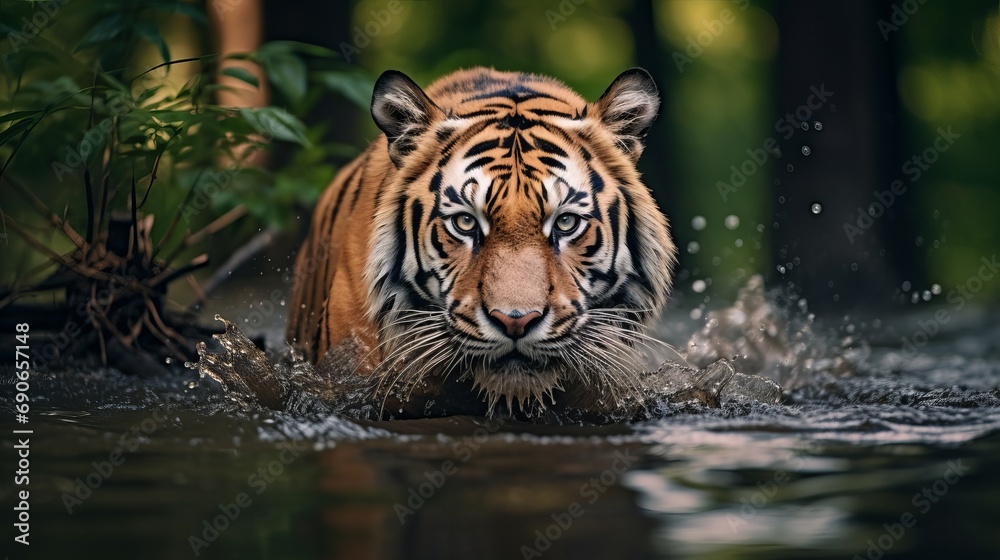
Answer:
[[461, 349, 569, 414], [492, 350, 549, 372]]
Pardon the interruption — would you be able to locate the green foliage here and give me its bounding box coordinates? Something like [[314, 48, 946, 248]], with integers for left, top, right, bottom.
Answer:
[[0, 0, 372, 288]]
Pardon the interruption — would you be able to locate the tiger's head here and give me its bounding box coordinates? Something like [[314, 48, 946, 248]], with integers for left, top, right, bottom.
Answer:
[[364, 68, 676, 413]]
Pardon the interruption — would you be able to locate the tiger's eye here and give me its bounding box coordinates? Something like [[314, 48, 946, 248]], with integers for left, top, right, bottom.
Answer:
[[554, 213, 580, 233], [453, 213, 478, 233]]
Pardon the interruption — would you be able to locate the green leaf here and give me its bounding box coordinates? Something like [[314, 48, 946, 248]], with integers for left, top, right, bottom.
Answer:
[[316, 71, 374, 109], [76, 13, 128, 52], [263, 54, 307, 104], [135, 85, 164, 106], [135, 22, 171, 64], [0, 117, 36, 149], [0, 110, 42, 125], [239, 107, 310, 146], [220, 67, 260, 89]]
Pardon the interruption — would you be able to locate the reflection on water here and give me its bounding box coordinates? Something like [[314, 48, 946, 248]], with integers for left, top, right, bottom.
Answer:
[[3, 288, 1000, 559]]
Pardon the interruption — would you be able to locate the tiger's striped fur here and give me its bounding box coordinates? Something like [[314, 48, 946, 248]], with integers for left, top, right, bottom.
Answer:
[[287, 67, 677, 415]]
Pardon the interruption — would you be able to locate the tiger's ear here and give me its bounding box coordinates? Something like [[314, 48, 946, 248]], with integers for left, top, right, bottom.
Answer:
[[593, 68, 660, 162], [371, 70, 441, 167]]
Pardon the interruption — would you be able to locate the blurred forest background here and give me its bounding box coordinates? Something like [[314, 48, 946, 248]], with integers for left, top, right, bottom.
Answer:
[[2, 0, 998, 322]]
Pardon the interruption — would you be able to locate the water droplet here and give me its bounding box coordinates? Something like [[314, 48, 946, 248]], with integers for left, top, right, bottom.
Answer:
[[773, 178, 781, 185], [165, 357, 172, 364], [910, 292, 920, 304], [922, 290, 932, 301], [187, 381, 198, 389], [724, 215, 740, 230], [901, 281, 911, 291], [801, 146, 812, 156], [798, 298, 808, 312], [786, 164, 794, 172], [735, 239, 743, 247], [810, 202, 822, 214], [691, 216, 707, 231], [692, 279, 707, 293], [776, 265, 787, 274], [850, 262, 858, 271], [687, 241, 700, 254], [933, 209, 940, 219], [778, 195, 786, 203], [689, 308, 703, 320], [812, 121, 823, 131], [800, 122, 809, 131], [931, 283, 941, 295], [711, 256, 722, 266], [915, 236, 924, 247], [756, 224, 765, 232]]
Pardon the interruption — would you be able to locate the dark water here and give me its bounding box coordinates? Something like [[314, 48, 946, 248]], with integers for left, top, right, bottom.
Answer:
[[3, 291, 1000, 559]]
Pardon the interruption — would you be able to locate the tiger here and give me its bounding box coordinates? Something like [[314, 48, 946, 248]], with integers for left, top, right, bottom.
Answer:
[[286, 67, 677, 417]]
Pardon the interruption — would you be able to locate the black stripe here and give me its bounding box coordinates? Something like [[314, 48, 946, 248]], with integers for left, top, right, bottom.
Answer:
[[465, 156, 492, 172], [583, 228, 603, 257], [429, 225, 446, 258], [348, 159, 369, 211], [538, 156, 564, 170], [464, 138, 501, 158], [530, 109, 576, 118], [620, 189, 655, 295], [589, 169, 604, 194], [532, 135, 568, 158]]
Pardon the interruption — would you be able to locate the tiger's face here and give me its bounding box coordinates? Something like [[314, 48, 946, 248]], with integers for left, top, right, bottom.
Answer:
[[364, 68, 676, 413]]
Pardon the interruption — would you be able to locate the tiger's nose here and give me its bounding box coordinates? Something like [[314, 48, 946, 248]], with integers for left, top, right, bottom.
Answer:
[[488, 310, 543, 339]]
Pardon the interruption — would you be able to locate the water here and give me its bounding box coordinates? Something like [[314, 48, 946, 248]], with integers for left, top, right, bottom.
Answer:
[[4, 279, 1000, 559]]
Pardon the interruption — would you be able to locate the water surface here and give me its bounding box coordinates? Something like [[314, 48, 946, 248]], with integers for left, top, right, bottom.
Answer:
[[4, 293, 1000, 559]]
